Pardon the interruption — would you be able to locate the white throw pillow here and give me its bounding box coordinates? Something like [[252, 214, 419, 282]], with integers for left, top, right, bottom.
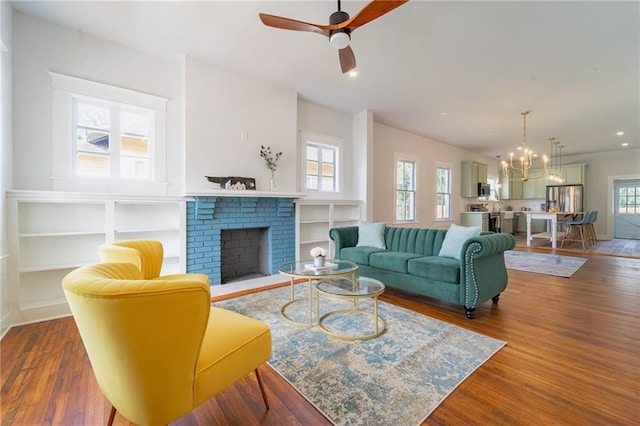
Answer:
[[438, 224, 481, 260], [356, 221, 387, 249]]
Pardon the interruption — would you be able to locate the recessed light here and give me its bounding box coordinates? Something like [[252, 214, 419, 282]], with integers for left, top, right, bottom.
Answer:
[[348, 70, 358, 78], [622, 142, 629, 147], [440, 112, 448, 117], [617, 131, 624, 136]]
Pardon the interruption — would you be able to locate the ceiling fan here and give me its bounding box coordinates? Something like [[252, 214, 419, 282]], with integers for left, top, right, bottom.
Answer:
[[259, 0, 408, 74]]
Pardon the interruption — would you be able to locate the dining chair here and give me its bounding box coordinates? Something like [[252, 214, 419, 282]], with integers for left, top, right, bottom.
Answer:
[[561, 211, 591, 250], [62, 262, 271, 425]]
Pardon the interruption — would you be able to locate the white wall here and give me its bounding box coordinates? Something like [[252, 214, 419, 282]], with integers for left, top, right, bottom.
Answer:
[[372, 121, 496, 228], [12, 12, 184, 194], [562, 149, 640, 238], [1, 0, 13, 337], [183, 56, 298, 193], [297, 100, 354, 198]]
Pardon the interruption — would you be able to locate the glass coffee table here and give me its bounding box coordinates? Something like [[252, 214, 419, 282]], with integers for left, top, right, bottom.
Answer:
[[277, 259, 358, 327], [316, 276, 386, 341]]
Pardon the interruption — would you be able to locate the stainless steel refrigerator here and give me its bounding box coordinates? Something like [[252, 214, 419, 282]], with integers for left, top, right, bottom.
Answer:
[[546, 184, 584, 212]]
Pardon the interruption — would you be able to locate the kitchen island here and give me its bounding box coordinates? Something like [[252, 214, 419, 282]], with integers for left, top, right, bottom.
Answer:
[[525, 212, 583, 248]]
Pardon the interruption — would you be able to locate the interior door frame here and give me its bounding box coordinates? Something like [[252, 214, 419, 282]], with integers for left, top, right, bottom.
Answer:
[[607, 173, 640, 240]]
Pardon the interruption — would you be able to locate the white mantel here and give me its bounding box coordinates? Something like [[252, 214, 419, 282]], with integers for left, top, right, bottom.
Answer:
[[183, 190, 306, 198]]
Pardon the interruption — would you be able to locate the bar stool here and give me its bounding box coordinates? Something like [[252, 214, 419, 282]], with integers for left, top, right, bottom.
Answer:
[[585, 211, 598, 246], [561, 211, 591, 250]]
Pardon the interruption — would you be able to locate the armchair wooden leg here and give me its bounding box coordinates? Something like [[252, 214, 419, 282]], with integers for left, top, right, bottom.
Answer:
[[254, 368, 269, 410], [107, 405, 117, 426]]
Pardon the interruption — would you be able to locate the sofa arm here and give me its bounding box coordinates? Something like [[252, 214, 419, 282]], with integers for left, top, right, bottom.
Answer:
[[460, 233, 516, 316], [329, 226, 359, 259]]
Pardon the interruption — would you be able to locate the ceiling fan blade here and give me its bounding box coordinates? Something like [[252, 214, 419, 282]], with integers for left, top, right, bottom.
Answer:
[[259, 13, 331, 37], [343, 0, 409, 32], [339, 46, 356, 74]]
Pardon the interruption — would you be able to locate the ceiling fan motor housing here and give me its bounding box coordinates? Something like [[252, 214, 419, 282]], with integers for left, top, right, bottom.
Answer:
[[329, 10, 351, 49]]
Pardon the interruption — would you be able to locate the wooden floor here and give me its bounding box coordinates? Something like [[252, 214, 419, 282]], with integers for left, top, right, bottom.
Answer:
[[2, 249, 639, 425]]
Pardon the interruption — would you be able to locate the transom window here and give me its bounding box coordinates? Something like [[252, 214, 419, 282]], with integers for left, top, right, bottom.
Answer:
[[436, 166, 451, 220], [73, 99, 153, 179], [396, 157, 416, 222]]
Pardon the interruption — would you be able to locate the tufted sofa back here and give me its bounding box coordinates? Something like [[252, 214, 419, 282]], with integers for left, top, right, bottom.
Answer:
[[384, 227, 448, 256]]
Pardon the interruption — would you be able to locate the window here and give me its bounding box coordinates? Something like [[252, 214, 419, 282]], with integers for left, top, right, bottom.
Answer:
[[73, 99, 153, 179], [50, 72, 167, 194], [396, 157, 416, 222], [301, 131, 343, 193], [617, 185, 640, 214], [436, 166, 451, 220]]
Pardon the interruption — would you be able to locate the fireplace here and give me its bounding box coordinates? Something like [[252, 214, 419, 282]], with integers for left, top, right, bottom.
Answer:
[[186, 196, 296, 285], [220, 227, 269, 283]]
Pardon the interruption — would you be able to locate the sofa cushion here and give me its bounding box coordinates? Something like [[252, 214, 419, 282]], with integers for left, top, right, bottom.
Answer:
[[407, 256, 461, 284], [356, 221, 387, 249], [369, 251, 423, 274], [438, 224, 481, 260], [340, 246, 386, 266]]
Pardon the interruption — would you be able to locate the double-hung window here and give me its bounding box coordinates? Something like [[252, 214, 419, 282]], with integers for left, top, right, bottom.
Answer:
[[436, 165, 451, 220], [50, 72, 167, 194], [395, 155, 417, 222], [301, 131, 342, 193]]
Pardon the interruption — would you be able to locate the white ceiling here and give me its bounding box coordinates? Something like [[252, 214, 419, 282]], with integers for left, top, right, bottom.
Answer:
[[10, 0, 640, 159]]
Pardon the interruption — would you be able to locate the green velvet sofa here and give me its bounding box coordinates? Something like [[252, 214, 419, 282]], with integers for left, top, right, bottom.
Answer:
[[329, 226, 516, 318]]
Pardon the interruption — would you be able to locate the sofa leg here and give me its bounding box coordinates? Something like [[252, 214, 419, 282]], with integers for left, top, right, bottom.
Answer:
[[465, 307, 476, 319], [492, 294, 500, 304]]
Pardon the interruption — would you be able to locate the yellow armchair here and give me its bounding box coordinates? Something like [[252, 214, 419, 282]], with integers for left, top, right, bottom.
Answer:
[[98, 239, 208, 284], [62, 262, 271, 425]]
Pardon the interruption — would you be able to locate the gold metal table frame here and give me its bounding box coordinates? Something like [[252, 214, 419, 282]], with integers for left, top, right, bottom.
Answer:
[[315, 276, 386, 341], [277, 260, 358, 327]]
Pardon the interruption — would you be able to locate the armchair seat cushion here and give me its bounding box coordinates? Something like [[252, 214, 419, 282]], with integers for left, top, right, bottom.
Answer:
[[195, 307, 272, 405], [407, 256, 461, 284]]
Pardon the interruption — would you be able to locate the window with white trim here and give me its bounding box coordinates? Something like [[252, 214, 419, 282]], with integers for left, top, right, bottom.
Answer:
[[436, 165, 451, 220], [50, 72, 167, 194], [301, 131, 343, 193], [395, 155, 417, 222]]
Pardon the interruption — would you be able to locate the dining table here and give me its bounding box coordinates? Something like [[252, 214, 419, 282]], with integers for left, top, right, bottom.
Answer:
[[525, 211, 583, 248]]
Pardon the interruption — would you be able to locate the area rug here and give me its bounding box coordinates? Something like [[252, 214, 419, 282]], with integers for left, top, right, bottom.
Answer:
[[214, 284, 506, 425], [504, 250, 588, 278]]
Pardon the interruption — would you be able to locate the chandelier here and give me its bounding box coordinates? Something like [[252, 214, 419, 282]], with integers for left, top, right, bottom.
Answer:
[[501, 111, 548, 182], [547, 137, 565, 183]]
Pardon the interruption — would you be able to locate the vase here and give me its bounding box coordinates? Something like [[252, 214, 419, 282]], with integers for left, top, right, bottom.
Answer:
[[270, 170, 276, 192], [314, 256, 325, 268]]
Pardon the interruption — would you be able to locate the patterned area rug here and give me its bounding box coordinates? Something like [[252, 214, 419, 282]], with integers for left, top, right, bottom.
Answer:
[[504, 250, 588, 278], [214, 284, 506, 425]]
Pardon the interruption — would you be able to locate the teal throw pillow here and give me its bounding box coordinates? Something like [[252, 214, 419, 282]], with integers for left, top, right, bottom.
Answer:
[[438, 224, 481, 260], [356, 221, 387, 249]]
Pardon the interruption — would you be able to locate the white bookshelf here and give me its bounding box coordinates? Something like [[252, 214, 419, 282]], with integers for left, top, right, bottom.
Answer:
[[295, 199, 362, 261], [6, 191, 188, 325]]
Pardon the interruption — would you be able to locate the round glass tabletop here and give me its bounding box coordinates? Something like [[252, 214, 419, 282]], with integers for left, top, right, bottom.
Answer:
[[316, 277, 385, 298], [277, 259, 358, 278]]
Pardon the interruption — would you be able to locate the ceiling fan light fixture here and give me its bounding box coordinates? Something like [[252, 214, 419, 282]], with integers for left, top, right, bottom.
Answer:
[[329, 31, 350, 49]]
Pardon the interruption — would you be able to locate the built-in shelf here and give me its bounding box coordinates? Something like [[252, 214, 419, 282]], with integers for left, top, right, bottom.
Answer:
[[295, 199, 362, 261], [6, 191, 188, 325]]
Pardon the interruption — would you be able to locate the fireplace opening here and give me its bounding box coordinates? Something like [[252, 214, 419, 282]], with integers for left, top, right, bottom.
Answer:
[[220, 227, 270, 284]]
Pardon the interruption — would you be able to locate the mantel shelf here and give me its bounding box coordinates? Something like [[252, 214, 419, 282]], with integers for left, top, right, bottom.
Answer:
[[183, 190, 306, 198]]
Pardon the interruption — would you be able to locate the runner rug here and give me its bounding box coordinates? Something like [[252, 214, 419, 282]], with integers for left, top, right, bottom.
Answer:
[[504, 250, 588, 278], [214, 284, 506, 425]]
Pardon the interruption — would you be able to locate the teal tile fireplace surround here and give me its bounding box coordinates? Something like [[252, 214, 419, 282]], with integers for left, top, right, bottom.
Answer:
[[186, 196, 296, 284]]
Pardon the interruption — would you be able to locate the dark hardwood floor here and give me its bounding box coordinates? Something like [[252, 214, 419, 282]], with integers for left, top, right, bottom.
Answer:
[[2, 249, 639, 425]]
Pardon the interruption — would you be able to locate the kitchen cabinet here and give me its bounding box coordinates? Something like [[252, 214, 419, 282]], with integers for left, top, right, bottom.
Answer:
[[461, 161, 488, 197], [522, 169, 548, 199], [562, 164, 586, 185], [296, 200, 362, 261], [460, 212, 489, 232], [6, 191, 187, 324], [501, 170, 523, 200]]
